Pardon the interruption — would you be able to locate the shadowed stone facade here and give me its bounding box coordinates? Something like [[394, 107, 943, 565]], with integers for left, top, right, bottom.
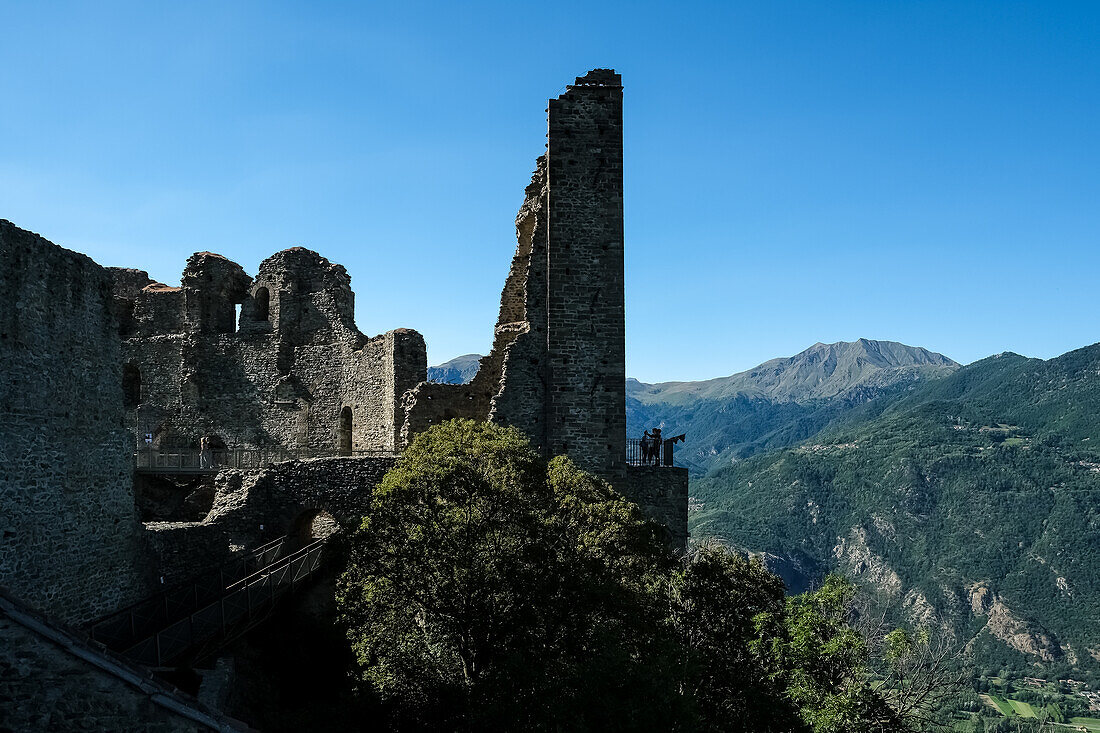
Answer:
[[1, 589, 244, 731], [0, 221, 151, 625], [145, 457, 394, 585], [112, 248, 426, 458]]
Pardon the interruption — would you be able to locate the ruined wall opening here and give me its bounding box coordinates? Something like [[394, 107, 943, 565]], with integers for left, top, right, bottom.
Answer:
[[338, 406, 352, 456], [253, 287, 270, 322], [290, 508, 339, 547], [122, 363, 142, 408]]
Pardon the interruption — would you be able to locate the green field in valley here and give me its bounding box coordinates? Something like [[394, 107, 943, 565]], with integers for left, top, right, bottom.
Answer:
[[1007, 698, 1037, 717], [981, 695, 1015, 716], [1069, 717, 1100, 731]]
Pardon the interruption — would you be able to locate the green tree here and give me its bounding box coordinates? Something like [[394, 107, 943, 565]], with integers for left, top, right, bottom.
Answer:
[[753, 575, 901, 732], [338, 420, 932, 732], [337, 420, 675, 731], [667, 541, 800, 731]]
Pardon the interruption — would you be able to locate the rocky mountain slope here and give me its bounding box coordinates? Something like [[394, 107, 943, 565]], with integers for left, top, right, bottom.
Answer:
[[628, 339, 959, 474], [426, 353, 482, 385], [691, 343, 1100, 675]]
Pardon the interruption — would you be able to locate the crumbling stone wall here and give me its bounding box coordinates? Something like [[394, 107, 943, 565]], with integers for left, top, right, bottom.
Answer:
[[145, 457, 394, 584], [0, 221, 151, 624], [401, 158, 549, 447], [112, 248, 425, 458], [401, 71, 686, 548], [403, 72, 627, 480]]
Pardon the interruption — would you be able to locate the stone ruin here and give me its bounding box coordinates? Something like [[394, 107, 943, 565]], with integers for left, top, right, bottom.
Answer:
[[0, 69, 688, 730]]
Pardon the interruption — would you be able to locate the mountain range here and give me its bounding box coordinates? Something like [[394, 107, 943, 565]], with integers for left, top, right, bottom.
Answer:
[[627, 339, 959, 474], [690, 342, 1100, 676]]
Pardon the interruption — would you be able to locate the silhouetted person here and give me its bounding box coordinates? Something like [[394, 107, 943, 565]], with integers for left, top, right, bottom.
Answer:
[[650, 427, 662, 465], [640, 430, 653, 465], [199, 436, 213, 469]]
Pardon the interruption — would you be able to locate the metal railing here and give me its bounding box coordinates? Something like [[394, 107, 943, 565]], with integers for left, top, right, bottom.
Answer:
[[88, 536, 292, 652], [626, 435, 684, 467], [88, 537, 326, 668], [133, 447, 398, 474]]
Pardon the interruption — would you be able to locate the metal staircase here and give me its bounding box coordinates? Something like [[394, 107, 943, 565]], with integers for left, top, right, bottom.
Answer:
[[87, 536, 326, 668]]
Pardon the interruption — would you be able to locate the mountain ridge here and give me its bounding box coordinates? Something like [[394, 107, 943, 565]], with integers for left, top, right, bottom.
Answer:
[[628, 339, 959, 405], [426, 353, 482, 385], [626, 339, 959, 474], [691, 341, 1100, 675]]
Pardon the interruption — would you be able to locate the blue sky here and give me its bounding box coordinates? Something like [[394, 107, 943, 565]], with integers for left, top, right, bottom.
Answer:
[[2, 1, 1098, 382]]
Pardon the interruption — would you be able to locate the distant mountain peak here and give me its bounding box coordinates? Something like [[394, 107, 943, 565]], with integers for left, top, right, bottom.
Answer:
[[629, 340, 958, 406], [426, 353, 482, 384]]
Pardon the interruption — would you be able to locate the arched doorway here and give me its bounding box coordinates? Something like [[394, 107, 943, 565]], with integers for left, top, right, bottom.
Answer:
[[253, 287, 270, 322], [122, 363, 142, 408], [338, 406, 352, 456], [290, 509, 339, 547]]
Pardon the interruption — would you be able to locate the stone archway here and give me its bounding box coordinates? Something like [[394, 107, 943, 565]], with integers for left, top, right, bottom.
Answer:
[[289, 508, 339, 547], [338, 406, 352, 456]]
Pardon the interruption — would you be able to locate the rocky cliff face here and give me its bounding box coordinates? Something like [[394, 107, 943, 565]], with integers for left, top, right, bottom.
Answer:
[[968, 583, 1065, 663]]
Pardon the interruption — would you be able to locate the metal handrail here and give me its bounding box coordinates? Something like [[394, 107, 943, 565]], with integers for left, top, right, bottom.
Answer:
[[88, 538, 327, 669], [87, 535, 291, 649], [133, 447, 398, 473], [626, 436, 683, 467]]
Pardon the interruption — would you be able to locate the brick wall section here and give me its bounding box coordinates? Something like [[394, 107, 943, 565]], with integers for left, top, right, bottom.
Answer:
[[546, 69, 627, 481], [0, 221, 152, 625]]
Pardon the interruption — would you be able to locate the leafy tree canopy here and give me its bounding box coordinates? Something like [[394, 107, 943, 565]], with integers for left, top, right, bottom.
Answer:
[[338, 420, 945, 732]]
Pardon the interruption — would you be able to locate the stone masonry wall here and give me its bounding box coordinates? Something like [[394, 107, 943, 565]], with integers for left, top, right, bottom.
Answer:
[[545, 69, 627, 481], [624, 466, 690, 551], [0, 221, 151, 625], [114, 248, 425, 458], [145, 457, 393, 584], [1, 589, 241, 732]]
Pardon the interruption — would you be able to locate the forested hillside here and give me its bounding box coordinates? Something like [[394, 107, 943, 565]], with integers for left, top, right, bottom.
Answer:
[[691, 344, 1100, 675]]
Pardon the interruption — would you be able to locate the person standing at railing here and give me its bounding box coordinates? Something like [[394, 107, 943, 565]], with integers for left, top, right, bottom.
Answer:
[[640, 430, 653, 465], [649, 427, 662, 465], [199, 436, 213, 469]]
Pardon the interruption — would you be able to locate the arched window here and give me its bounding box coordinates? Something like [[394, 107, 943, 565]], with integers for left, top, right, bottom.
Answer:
[[290, 509, 339, 546], [338, 406, 352, 456], [123, 363, 142, 408], [253, 287, 270, 321]]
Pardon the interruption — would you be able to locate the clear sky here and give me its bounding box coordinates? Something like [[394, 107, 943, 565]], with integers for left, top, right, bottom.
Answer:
[[2, 1, 1098, 382]]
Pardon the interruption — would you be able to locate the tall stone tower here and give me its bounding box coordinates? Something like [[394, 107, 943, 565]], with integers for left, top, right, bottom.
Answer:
[[545, 69, 627, 480]]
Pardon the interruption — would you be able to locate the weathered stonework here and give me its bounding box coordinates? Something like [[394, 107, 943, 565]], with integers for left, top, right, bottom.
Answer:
[[112, 247, 426, 457], [0, 221, 151, 625], [145, 457, 394, 584], [0, 589, 243, 732], [624, 466, 690, 550], [400, 70, 687, 546]]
